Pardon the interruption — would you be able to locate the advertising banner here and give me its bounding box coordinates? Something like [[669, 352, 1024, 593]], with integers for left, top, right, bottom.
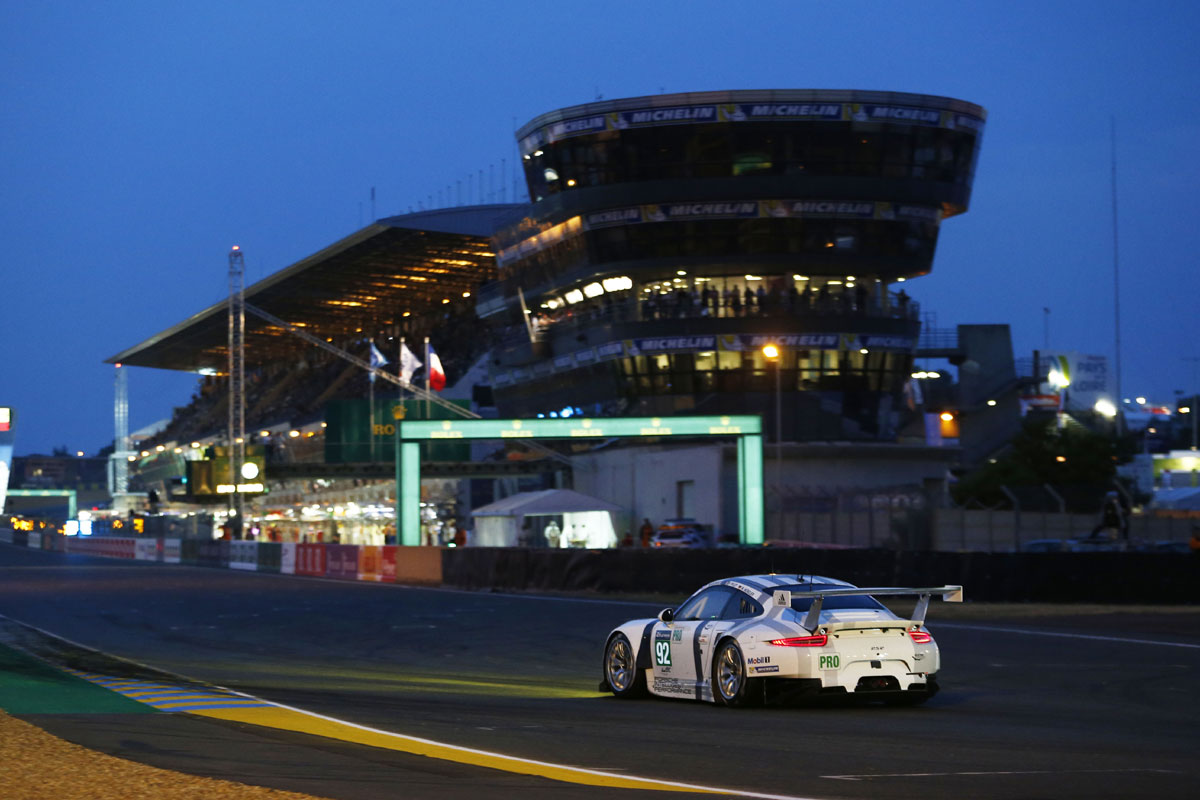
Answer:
[[28, 532, 41, 550], [162, 538, 181, 564], [280, 542, 296, 574], [1033, 351, 1114, 413], [134, 539, 159, 561], [68, 537, 136, 559], [381, 546, 397, 582], [358, 545, 383, 582], [520, 100, 985, 155], [325, 544, 359, 580], [194, 539, 228, 567], [229, 540, 258, 570], [295, 543, 326, 576]]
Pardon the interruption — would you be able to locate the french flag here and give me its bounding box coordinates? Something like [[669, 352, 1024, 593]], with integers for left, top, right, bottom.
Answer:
[[428, 343, 446, 391]]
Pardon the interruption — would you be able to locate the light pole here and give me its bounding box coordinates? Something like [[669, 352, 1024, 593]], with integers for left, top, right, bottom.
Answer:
[[392, 401, 406, 545], [1185, 357, 1199, 451], [762, 344, 782, 487]]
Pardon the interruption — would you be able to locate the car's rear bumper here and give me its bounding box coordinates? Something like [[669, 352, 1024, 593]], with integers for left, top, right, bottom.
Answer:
[[763, 674, 938, 705]]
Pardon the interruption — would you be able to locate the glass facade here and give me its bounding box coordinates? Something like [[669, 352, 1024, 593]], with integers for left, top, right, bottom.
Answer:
[[497, 216, 937, 295], [523, 122, 981, 201], [616, 347, 912, 397]]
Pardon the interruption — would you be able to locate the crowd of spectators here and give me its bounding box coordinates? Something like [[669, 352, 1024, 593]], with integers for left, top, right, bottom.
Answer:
[[515, 280, 915, 346]]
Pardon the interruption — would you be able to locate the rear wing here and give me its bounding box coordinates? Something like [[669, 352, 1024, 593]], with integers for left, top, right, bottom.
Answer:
[[770, 586, 964, 632]]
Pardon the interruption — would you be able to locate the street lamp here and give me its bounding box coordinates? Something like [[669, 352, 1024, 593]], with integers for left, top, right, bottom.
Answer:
[[1180, 403, 1197, 451], [761, 344, 782, 488]]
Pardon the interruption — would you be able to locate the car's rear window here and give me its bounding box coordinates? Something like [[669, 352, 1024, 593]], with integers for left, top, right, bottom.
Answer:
[[776, 583, 885, 612]]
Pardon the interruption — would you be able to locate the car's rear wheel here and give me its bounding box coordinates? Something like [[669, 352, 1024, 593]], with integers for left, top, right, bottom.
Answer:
[[712, 639, 760, 707], [604, 633, 646, 698]]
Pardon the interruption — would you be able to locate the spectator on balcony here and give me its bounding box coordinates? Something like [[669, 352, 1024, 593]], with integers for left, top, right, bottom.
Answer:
[[675, 286, 691, 318], [642, 292, 657, 320], [816, 284, 831, 310]]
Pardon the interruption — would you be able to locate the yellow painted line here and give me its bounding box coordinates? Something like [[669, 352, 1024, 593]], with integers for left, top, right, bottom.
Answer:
[[192, 703, 754, 796]]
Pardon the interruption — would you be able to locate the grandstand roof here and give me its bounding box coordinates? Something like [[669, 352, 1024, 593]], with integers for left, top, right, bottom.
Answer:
[[106, 204, 526, 373]]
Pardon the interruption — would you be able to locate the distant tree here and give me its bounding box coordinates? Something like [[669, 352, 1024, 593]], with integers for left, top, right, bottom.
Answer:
[[952, 419, 1133, 512]]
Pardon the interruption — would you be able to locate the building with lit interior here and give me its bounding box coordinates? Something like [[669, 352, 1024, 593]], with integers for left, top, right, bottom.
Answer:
[[481, 89, 986, 442]]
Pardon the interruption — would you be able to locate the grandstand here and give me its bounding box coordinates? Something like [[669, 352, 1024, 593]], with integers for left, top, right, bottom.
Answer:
[[109, 89, 1016, 546]]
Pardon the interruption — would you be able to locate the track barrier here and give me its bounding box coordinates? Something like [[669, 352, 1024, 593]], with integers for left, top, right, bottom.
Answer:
[[5, 531, 1196, 603]]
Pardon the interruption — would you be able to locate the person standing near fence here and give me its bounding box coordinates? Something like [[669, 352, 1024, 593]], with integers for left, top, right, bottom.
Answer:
[[639, 518, 654, 547]]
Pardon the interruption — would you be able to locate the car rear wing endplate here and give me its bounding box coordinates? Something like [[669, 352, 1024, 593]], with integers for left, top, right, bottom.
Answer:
[[771, 586, 964, 632]]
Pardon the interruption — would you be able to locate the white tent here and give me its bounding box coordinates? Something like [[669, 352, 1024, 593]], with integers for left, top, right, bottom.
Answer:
[[470, 489, 623, 548]]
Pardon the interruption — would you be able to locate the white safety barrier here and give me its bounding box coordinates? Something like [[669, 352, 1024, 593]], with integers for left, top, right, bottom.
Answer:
[[280, 542, 296, 574]]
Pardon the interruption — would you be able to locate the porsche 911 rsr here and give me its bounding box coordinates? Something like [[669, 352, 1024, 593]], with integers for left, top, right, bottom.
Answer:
[[600, 575, 962, 706]]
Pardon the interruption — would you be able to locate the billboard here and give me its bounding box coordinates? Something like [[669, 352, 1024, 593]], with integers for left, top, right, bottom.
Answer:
[[186, 446, 266, 496], [1028, 352, 1114, 413]]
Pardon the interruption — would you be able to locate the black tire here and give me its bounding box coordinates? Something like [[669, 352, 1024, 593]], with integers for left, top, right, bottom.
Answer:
[[603, 633, 646, 698], [711, 638, 761, 707]]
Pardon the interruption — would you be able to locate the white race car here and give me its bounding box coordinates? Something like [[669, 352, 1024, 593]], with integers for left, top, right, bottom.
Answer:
[[601, 574, 963, 706]]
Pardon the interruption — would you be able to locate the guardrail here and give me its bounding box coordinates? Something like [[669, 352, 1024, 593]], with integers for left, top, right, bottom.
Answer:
[[3, 532, 1195, 603], [4, 533, 443, 586]]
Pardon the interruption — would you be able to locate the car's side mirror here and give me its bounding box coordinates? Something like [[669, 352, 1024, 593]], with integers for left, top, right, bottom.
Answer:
[[658, 608, 674, 622]]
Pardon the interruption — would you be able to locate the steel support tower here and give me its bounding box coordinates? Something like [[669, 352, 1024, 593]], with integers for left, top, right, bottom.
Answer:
[[110, 363, 129, 497], [227, 246, 246, 534]]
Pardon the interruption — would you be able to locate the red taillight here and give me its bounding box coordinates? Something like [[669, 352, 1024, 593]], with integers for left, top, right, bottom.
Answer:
[[909, 629, 932, 644], [768, 634, 828, 647]]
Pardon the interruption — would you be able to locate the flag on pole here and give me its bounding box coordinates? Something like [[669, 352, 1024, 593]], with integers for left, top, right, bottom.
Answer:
[[428, 343, 446, 391], [369, 342, 388, 383], [399, 342, 422, 385]]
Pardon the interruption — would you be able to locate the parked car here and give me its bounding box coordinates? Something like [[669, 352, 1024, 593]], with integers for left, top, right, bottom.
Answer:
[[649, 519, 708, 548]]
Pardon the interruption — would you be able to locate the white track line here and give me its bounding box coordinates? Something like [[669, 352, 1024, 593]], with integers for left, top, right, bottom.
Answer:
[[822, 768, 1179, 781], [934, 622, 1200, 649]]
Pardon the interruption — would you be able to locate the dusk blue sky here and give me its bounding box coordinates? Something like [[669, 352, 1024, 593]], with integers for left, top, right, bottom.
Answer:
[[3, 1, 1198, 456]]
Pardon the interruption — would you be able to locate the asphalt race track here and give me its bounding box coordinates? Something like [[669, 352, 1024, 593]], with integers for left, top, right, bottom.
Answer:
[[1, 543, 1197, 800]]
